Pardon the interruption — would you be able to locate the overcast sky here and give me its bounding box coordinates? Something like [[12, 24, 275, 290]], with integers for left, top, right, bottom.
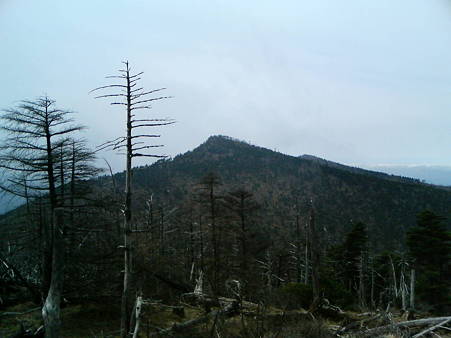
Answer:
[[1, 0, 451, 174]]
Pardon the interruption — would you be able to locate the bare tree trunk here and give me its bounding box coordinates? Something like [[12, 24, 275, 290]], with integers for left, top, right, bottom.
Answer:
[[308, 205, 320, 302], [40, 200, 51, 302], [358, 253, 366, 309], [304, 220, 309, 285], [159, 206, 164, 256], [400, 270, 407, 311], [121, 64, 133, 338], [70, 141, 76, 227], [239, 194, 247, 282], [189, 208, 195, 279], [42, 208, 65, 338], [370, 256, 375, 309], [210, 183, 218, 292], [263, 250, 273, 292], [410, 269, 415, 310], [199, 215, 204, 273], [132, 296, 143, 338], [92, 61, 173, 338], [389, 255, 398, 301], [43, 102, 58, 300], [295, 214, 302, 283]]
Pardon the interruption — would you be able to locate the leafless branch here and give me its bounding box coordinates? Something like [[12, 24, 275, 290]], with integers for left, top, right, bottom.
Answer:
[[132, 153, 167, 158], [89, 84, 127, 93], [94, 94, 127, 99], [132, 145, 164, 152]]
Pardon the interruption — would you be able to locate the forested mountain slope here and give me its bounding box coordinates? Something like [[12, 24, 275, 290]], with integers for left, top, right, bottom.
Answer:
[[99, 135, 451, 249]]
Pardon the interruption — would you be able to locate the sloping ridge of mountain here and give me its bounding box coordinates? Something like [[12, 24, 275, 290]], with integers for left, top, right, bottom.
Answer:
[[106, 135, 451, 248], [299, 154, 428, 185]]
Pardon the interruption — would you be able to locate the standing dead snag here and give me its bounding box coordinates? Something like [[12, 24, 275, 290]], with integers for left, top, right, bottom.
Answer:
[[308, 201, 321, 308], [92, 61, 174, 338], [42, 208, 65, 338], [0, 97, 92, 337], [132, 295, 143, 338]]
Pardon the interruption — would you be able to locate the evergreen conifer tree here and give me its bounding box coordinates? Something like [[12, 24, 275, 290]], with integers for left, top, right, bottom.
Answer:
[[407, 210, 451, 312]]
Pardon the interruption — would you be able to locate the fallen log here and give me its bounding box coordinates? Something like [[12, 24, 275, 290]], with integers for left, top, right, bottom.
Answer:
[[149, 301, 239, 337], [355, 316, 451, 337], [0, 307, 41, 318], [412, 317, 451, 338], [335, 313, 382, 335], [9, 324, 44, 338], [181, 292, 220, 309]]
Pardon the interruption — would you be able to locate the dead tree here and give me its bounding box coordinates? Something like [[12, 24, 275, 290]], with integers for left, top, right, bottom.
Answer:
[[195, 173, 223, 294], [224, 188, 259, 294], [0, 97, 87, 337], [304, 217, 309, 285], [410, 268, 415, 310], [42, 208, 65, 338], [358, 316, 451, 337], [389, 254, 398, 303], [92, 61, 173, 338], [294, 201, 303, 283], [308, 201, 321, 305]]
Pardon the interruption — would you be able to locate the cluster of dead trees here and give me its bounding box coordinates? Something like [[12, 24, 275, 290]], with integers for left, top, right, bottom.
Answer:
[[0, 62, 173, 337], [1, 62, 450, 337]]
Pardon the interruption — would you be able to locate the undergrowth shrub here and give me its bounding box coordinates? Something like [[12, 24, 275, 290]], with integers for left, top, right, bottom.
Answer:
[[276, 282, 313, 309]]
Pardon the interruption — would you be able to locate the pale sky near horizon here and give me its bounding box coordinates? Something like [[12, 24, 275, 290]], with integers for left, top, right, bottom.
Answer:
[[1, 0, 451, 174]]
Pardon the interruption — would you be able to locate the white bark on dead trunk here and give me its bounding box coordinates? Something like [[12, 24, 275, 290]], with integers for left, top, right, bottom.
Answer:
[[412, 317, 451, 338], [400, 269, 407, 311], [359, 316, 451, 337], [121, 62, 133, 338], [132, 296, 143, 338], [358, 253, 366, 309], [304, 221, 309, 285], [389, 255, 398, 300], [42, 208, 65, 338], [309, 206, 320, 302], [194, 271, 204, 295]]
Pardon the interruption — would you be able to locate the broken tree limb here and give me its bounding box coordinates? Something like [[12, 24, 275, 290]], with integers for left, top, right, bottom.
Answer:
[[148, 300, 239, 337], [336, 313, 382, 335], [0, 255, 41, 304], [356, 316, 451, 337], [412, 318, 451, 338], [0, 306, 41, 318]]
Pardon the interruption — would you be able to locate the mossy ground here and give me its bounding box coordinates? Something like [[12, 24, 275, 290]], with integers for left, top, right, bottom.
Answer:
[[0, 302, 120, 337], [0, 302, 326, 337], [3, 303, 449, 337]]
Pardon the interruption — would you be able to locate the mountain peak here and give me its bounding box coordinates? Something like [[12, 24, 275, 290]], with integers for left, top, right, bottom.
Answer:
[[195, 135, 257, 154], [204, 135, 244, 145]]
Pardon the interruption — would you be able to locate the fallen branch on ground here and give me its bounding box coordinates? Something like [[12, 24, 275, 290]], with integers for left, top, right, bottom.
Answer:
[[0, 307, 41, 318], [412, 317, 451, 338], [355, 316, 451, 337], [336, 313, 382, 335], [148, 301, 239, 337]]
